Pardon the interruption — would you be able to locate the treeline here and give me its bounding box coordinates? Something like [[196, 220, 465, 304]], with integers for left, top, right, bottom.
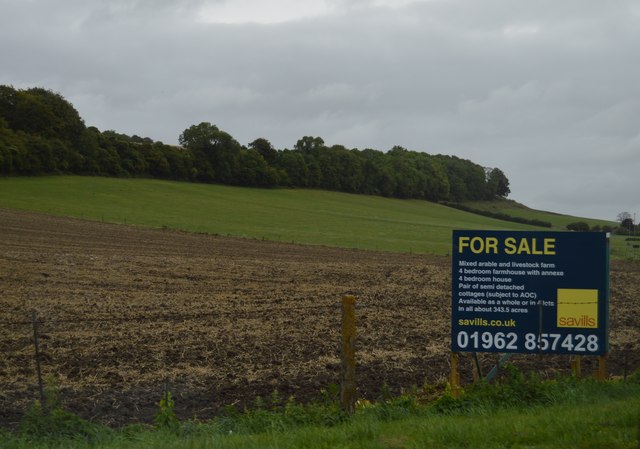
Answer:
[[565, 221, 617, 233], [0, 85, 510, 202], [442, 202, 552, 228]]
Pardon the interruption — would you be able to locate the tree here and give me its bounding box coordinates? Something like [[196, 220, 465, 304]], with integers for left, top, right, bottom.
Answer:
[[163, 146, 194, 180], [435, 155, 497, 201], [617, 211, 632, 224], [179, 122, 242, 183], [294, 136, 325, 155], [566, 222, 590, 232], [3, 87, 86, 145], [615, 211, 635, 235], [413, 153, 449, 201], [0, 85, 18, 120], [274, 150, 308, 186], [620, 218, 634, 232], [290, 138, 325, 188], [248, 138, 277, 164], [145, 144, 170, 178], [0, 117, 23, 174], [236, 148, 278, 187], [387, 147, 425, 199], [335, 147, 364, 193], [486, 167, 510, 198]]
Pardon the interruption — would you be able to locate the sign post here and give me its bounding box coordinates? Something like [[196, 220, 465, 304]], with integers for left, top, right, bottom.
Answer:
[[451, 231, 609, 364]]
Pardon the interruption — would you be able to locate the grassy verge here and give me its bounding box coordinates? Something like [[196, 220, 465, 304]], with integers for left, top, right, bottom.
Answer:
[[2, 371, 639, 449], [0, 176, 543, 255]]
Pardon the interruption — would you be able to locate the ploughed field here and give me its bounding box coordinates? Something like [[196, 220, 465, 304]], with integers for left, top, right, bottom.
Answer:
[[1, 208, 639, 427]]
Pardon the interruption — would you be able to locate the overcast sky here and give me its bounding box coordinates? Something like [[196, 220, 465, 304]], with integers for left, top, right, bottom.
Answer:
[[1, 0, 639, 221]]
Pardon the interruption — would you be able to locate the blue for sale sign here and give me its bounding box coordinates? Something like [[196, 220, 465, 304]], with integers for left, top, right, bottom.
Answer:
[[451, 230, 609, 355]]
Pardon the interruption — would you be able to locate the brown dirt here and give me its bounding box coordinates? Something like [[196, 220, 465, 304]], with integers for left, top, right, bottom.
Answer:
[[1, 208, 639, 428]]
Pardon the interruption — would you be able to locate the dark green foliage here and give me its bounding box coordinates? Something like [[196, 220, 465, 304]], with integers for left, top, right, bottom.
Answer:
[[236, 148, 280, 187], [249, 137, 277, 164], [600, 225, 614, 233], [443, 202, 553, 227], [1, 87, 85, 143], [0, 84, 512, 204], [274, 149, 308, 186], [430, 364, 640, 416], [627, 368, 640, 384], [214, 386, 347, 435], [432, 364, 554, 414], [566, 221, 591, 232], [486, 167, 510, 198], [179, 122, 242, 184], [19, 377, 108, 442], [435, 155, 491, 201], [20, 401, 104, 441], [7, 372, 639, 446]]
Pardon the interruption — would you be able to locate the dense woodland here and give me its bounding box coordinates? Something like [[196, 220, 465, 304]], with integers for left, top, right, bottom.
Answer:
[[0, 85, 510, 202]]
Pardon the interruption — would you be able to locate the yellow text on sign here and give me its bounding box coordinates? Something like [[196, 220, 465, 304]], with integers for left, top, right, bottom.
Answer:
[[458, 236, 556, 255]]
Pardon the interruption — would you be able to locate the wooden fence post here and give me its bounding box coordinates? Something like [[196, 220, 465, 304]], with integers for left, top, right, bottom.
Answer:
[[596, 355, 607, 381], [450, 352, 460, 398], [340, 295, 356, 415], [571, 355, 582, 378], [31, 310, 45, 406]]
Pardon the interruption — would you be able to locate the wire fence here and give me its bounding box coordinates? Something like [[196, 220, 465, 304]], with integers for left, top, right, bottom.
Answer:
[[2, 299, 639, 428], [611, 240, 640, 260]]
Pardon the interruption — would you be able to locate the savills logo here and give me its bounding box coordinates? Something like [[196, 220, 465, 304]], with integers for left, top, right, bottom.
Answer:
[[558, 315, 596, 327], [557, 289, 598, 329]]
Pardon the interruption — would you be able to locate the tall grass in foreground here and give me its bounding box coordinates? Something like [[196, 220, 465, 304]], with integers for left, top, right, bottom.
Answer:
[[2, 370, 639, 449]]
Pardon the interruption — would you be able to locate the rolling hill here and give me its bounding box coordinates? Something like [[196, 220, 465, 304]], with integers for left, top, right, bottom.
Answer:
[[0, 176, 623, 256]]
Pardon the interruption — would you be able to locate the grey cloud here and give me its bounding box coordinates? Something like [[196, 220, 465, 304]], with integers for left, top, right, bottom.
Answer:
[[1, 0, 638, 220]]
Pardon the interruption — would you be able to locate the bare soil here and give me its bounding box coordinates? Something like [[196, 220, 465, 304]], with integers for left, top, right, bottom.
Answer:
[[1, 208, 639, 428]]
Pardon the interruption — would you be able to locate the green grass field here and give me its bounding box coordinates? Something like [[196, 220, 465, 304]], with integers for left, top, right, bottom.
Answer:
[[0, 176, 574, 255], [1, 176, 636, 258], [0, 176, 550, 255]]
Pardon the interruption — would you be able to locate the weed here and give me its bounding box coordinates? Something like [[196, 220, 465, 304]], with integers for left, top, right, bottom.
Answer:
[[627, 368, 640, 384], [154, 390, 179, 431], [432, 364, 554, 414], [19, 378, 107, 442], [320, 383, 340, 406], [378, 382, 392, 402], [212, 388, 349, 436], [270, 388, 283, 410]]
